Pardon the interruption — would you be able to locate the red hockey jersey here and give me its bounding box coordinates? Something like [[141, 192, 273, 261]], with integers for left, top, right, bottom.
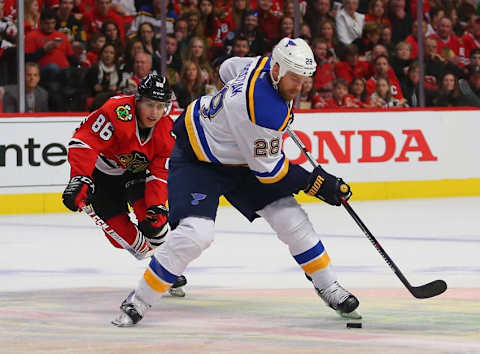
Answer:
[[67, 95, 175, 207]]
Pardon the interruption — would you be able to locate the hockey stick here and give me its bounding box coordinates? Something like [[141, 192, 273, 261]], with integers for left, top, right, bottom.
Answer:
[[286, 126, 447, 299], [79, 202, 148, 260]]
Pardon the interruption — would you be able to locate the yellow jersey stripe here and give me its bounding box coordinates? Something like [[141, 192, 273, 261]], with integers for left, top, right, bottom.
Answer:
[[185, 101, 209, 162], [257, 157, 290, 184], [247, 57, 269, 125], [144, 268, 172, 293], [302, 252, 331, 274], [278, 105, 292, 131]]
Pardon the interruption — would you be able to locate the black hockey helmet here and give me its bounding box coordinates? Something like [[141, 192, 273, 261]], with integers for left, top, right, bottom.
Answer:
[[136, 73, 172, 102]]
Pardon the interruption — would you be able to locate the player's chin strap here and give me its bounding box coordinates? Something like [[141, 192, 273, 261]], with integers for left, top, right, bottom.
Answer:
[[79, 202, 152, 260]]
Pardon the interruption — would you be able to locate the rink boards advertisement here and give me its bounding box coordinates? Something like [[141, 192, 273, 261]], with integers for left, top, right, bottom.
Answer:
[[1, 108, 480, 214]]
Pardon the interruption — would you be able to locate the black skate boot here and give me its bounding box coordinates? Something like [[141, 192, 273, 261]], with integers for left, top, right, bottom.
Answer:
[[111, 290, 151, 327], [168, 275, 187, 297], [305, 274, 361, 319]]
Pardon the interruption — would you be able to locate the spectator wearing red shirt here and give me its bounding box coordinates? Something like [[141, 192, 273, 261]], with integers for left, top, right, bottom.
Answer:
[[365, 0, 391, 29], [257, 0, 281, 50], [83, 0, 125, 41], [25, 8, 76, 110], [461, 14, 480, 63], [24, 0, 40, 34], [404, 19, 427, 59], [349, 77, 369, 107], [304, 0, 335, 38], [429, 17, 465, 66], [365, 54, 404, 99], [312, 38, 335, 97], [334, 44, 370, 84], [323, 78, 358, 108]]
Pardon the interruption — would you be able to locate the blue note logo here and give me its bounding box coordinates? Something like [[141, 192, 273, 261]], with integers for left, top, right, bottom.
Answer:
[[286, 40, 297, 47], [191, 193, 207, 205]]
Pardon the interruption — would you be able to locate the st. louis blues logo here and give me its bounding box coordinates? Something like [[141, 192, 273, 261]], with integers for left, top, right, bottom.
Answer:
[[286, 40, 297, 47], [191, 193, 207, 205]]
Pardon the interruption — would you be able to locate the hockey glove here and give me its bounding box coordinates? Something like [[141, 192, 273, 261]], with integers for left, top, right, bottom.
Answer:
[[304, 166, 352, 206], [138, 205, 169, 247], [62, 176, 95, 211]]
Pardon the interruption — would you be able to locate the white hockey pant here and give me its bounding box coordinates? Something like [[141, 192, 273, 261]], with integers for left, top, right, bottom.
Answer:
[[257, 196, 336, 290]]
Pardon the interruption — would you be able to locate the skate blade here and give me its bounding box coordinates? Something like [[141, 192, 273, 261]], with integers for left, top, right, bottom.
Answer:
[[168, 287, 186, 297], [336, 309, 362, 320], [111, 313, 135, 327]]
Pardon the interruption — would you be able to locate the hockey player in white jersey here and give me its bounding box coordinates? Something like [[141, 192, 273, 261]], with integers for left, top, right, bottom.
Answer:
[[112, 37, 360, 327]]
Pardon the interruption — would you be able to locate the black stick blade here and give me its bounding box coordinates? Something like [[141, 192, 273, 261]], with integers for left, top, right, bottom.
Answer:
[[410, 280, 447, 299]]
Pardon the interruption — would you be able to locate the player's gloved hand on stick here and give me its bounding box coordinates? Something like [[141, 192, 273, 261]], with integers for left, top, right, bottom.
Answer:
[[138, 205, 169, 247], [62, 176, 95, 211], [304, 166, 351, 206]]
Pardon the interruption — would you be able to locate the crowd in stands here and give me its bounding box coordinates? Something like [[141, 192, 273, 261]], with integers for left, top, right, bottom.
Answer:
[[1, 0, 480, 113]]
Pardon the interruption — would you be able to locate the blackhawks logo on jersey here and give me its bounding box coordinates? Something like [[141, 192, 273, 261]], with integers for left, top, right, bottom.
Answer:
[[117, 151, 149, 173], [115, 104, 132, 121]]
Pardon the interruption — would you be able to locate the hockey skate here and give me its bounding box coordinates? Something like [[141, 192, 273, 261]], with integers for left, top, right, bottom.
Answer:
[[316, 281, 362, 320], [168, 275, 187, 297], [111, 290, 151, 327]]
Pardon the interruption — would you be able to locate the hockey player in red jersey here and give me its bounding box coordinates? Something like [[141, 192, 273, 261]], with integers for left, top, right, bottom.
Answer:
[[62, 73, 187, 296]]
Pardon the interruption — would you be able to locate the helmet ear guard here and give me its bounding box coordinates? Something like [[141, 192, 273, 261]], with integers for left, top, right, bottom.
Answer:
[[270, 37, 317, 88]]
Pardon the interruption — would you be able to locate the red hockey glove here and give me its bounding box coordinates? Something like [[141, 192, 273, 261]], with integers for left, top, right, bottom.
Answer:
[[304, 166, 351, 206], [62, 176, 95, 211]]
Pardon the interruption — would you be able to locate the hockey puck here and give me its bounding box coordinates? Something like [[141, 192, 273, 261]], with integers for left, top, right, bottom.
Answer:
[[346, 322, 362, 328]]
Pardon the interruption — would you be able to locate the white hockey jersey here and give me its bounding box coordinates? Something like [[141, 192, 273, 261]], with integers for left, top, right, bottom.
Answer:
[[183, 56, 293, 184]]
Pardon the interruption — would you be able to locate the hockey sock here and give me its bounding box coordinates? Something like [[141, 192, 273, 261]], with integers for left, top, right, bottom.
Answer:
[[293, 240, 336, 290], [137, 256, 179, 305], [104, 213, 150, 253]]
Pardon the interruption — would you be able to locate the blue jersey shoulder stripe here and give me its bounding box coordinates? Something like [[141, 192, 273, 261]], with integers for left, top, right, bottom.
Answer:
[[192, 100, 220, 163]]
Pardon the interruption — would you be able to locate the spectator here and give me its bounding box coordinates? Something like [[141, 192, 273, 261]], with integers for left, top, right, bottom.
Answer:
[[111, 0, 137, 19], [336, 0, 365, 45], [56, 0, 87, 42], [334, 44, 370, 84], [378, 23, 394, 54], [399, 60, 435, 107], [100, 19, 125, 62], [257, 0, 281, 50], [388, 0, 412, 44], [349, 77, 369, 106], [323, 78, 358, 108], [368, 75, 407, 107], [231, 34, 250, 57], [318, 19, 339, 61], [365, 0, 391, 28], [127, 0, 174, 39], [0, 3, 17, 85], [198, 0, 232, 58], [85, 43, 121, 107], [304, 0, 335, 38], [461, 65, 480, 106], [120, 51, 155, 94], [461, 13, 480, 62], [25, 8, 75, 110], [297, 76, 317, 109], [137, 22, 156, 55], [365, 54, 404, 99], [86, 31, 107, 65], [275, 16, 294, 43], [404, 19, 427, 59], [172, 60, 206, 108], [390, 41, 412, 81], [174, 18, 190, 56], [83, 0, 126, 41], [24, 0, 40, 34], [2, 62, 49, 112], [423, 36, 461, 89], [229, 0, 250, 31], [352, 21, 380, 56], [183, 36, 214, 84], [426, 6, 445, 37], [431, 72, 463, 106], [153, 33, 182, 84], [183, 9, 203, 41], [121, 37, 145, 73], [428, 17, 463, 66], [227, 10, 268, 56], [312, 37, 335, 97]]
